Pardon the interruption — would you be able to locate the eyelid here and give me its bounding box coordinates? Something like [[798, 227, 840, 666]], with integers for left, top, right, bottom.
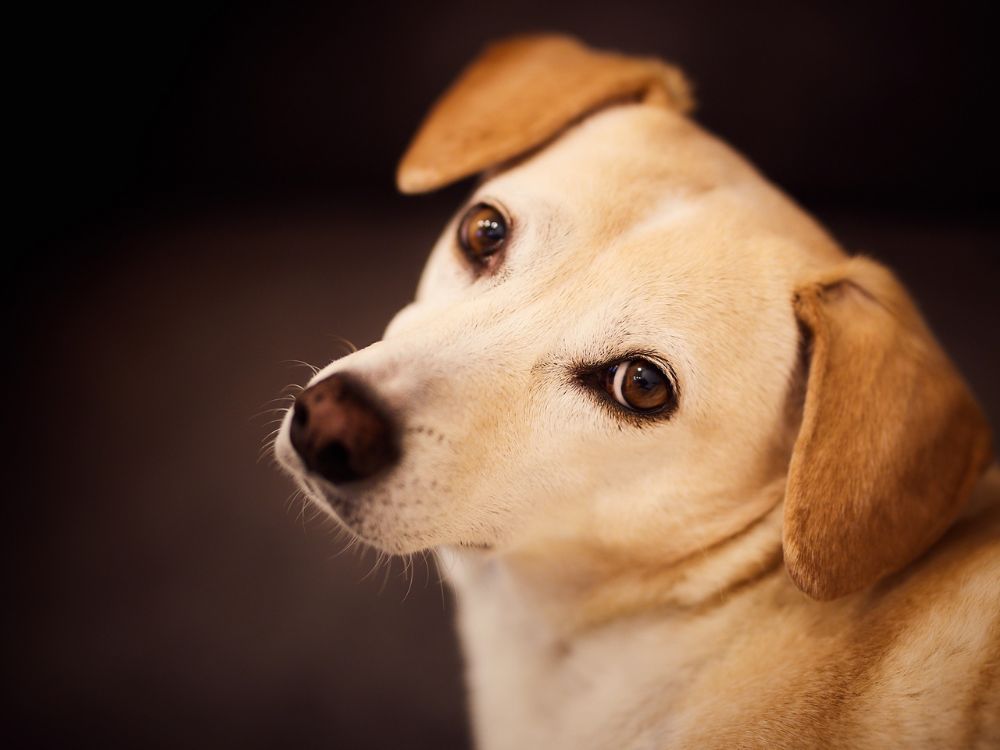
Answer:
[[603, 352, 679, 392], [473, 193, 509, 214]]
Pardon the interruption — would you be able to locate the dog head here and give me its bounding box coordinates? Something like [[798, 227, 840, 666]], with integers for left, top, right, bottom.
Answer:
[[275, 36, 992, 601]]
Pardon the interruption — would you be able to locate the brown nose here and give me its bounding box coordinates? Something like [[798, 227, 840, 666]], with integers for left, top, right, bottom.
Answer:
[[289, 373, 398, 484]]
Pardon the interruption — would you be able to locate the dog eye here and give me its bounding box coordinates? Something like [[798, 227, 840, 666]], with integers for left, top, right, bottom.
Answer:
[[602, 359, 675, 413], [458, 203, 507, 263]]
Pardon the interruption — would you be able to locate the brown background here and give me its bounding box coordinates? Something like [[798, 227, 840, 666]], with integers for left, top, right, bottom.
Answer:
[[9, 1, 998, 748]]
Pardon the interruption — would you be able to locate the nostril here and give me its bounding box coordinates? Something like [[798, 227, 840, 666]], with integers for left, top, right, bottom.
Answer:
[[292, 400, 308, 428], [315, 441, 357, 483], [288, 372, 398, 484]]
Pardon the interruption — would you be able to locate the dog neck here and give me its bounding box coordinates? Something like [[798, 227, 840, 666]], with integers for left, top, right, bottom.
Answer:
[[436, 484, 786, 748], [442, 506, 783, 639], [440, 478, 785, 634]]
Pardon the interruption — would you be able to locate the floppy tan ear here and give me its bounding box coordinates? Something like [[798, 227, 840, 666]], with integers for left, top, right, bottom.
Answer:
[[785, 256, 993, 600], [397, 34, 692, 194]]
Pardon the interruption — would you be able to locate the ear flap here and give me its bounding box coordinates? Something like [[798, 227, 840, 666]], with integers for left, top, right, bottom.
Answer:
[[785, 257, 993, 600], [397, 34, 692, 194]]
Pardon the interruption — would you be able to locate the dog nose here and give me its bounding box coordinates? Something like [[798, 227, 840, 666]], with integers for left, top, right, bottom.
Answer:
[[289, 373, 398, 484]]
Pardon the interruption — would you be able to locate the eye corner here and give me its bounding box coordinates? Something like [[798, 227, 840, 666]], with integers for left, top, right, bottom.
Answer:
[[572, 363, 609, 390]]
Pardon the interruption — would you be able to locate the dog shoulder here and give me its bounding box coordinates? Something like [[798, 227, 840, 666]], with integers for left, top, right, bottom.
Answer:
[[837, 471, 1000, 747], [665, 472, 1000, 749]]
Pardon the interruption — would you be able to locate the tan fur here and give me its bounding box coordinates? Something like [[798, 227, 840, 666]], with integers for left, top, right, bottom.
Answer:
[[786, 258, 993, 600], [397, 34, 692, 194], [276, 35, 999, 749]]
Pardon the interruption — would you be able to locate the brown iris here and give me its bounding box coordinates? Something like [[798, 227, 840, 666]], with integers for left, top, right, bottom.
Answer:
[[603, 358, 674, 413], [458, 203, 507, 263]]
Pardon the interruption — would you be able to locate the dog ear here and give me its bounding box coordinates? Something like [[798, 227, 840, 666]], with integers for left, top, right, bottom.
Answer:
[[397, 34, 692, 194], [784, 256, 993, 600]]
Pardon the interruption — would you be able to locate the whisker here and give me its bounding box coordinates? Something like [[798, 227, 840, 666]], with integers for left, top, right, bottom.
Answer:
[[360, 551, 386, 583], [249, 407, 292, 422], [402, 554, 416, 601], [378, 554, 394, 595], [421, 549, 433, 590], [280, 359, 321, 376], [256, 393, 298, 408], [329, 335, 359, 355]]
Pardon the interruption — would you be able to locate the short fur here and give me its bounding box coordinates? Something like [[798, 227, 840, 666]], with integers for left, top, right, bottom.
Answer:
[[276, 35, 999, 749]]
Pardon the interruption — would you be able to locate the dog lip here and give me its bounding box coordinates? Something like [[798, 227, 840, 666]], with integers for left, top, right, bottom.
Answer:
[[274, 428, 305, 473], [457, 540, 493, 551]]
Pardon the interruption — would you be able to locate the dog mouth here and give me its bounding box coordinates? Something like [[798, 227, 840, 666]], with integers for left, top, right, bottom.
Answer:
[[293, 470, 382, 531], [276, 427, 373, 529], [287, 467, 498, 555], [456, 540, 494, 551], [281, 463, 429, 553]]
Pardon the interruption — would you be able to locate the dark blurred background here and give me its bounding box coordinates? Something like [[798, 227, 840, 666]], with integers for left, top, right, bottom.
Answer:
[[8, 1, 998, 748]]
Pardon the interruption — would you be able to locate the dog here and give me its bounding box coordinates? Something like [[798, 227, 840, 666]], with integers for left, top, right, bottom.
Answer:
[[275, 35, 1000, 749]]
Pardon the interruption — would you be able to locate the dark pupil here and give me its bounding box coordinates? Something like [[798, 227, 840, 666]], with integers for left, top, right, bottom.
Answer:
[[624, 361, 668, 410], [463, 205, 506, 258], [475, 217, 503, 245]]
